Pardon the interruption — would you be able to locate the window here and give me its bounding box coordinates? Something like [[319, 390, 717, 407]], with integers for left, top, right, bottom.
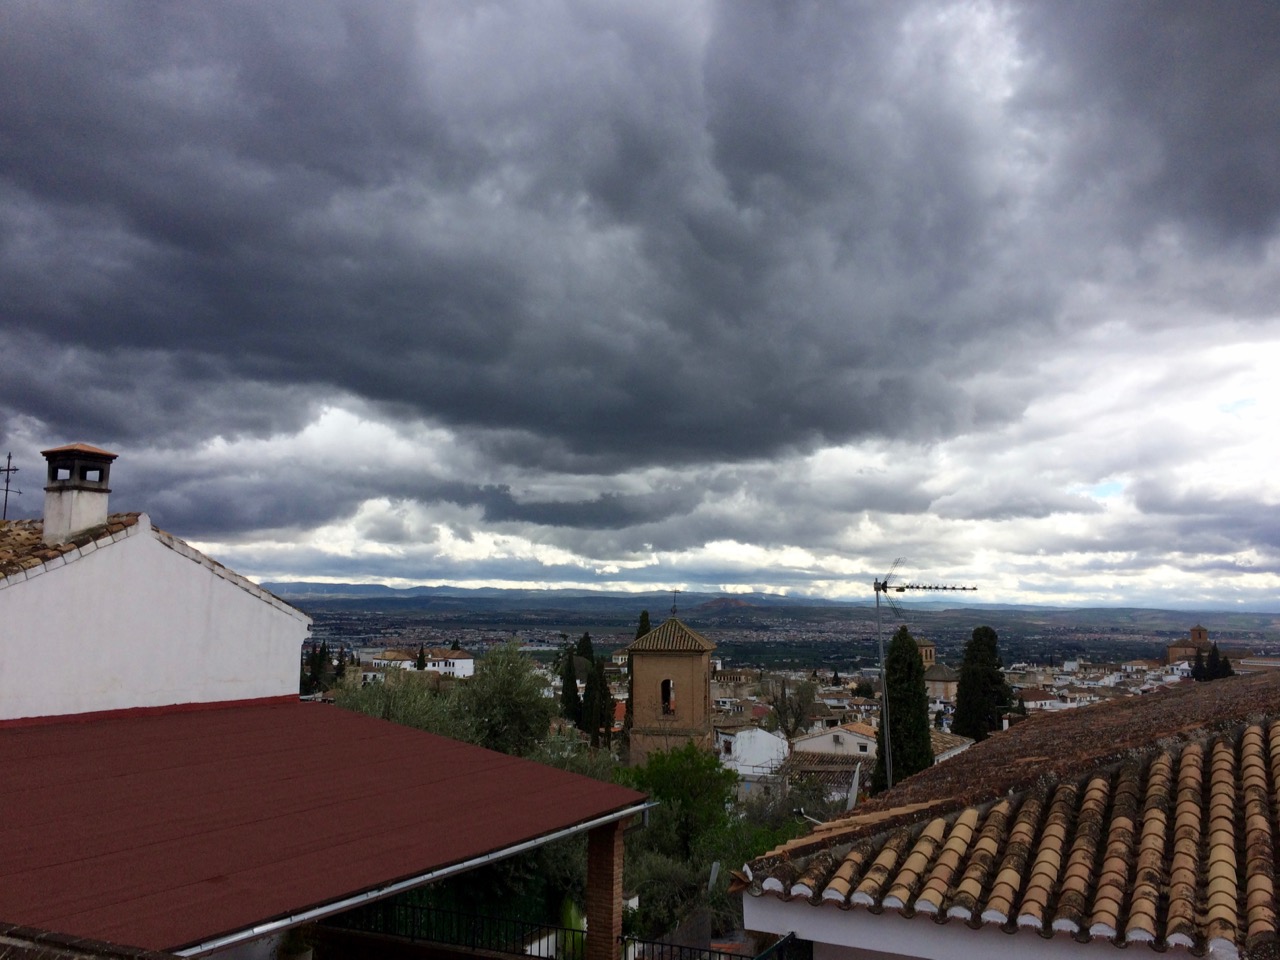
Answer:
[[81, 467, 101, 482], [55, 467, 71, 481], [858, 743, 869, 753], [661, 678, 675, 715], [832, 733, 843, 745]]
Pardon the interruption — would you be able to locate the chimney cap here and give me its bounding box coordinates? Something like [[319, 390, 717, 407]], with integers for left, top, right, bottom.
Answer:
[[41, 443, 118, 461]]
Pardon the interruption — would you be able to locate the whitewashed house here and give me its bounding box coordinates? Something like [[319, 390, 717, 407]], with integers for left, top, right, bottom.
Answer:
[[716, 725, 789, 798], [0, 443, 311, 721]]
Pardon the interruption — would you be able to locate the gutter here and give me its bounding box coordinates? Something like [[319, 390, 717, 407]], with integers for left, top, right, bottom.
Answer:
[[173, 801, 656, 957]]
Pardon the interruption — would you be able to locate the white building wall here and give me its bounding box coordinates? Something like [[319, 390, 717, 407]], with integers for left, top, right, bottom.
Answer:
[[0, 514, 311, 720], [793, 728, 877, 757], [722, 727, 789, 778], [743, 894, 1200, 960]]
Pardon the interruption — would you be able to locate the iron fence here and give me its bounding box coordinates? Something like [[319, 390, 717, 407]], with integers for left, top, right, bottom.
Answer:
[[619, 935, 754, 960], [328, 902, 585, 959]]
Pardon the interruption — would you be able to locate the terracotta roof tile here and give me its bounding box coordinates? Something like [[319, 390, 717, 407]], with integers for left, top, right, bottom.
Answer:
[[0, 515, 142, 580], [742, 672, 1280, 957], [624, 618, 715, 653]]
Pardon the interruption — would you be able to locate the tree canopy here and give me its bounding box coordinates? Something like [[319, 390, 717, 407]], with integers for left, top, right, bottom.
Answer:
[[621, 741, 738, 861], [560, 647, 582, 725], [871, 625, 932, 793], [1194, 642, 1234, 681], [951, 625, 1011, 742], [459, 642, 556, 756], [767, 677, 817, 739]]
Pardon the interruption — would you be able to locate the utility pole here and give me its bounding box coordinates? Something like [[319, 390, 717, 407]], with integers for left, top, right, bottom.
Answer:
[[1, 452, 20, 521], [873, 560, 976, 790]]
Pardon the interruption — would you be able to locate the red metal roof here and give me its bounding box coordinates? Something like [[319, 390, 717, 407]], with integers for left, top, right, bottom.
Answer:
[[0, 700, 646, 954]]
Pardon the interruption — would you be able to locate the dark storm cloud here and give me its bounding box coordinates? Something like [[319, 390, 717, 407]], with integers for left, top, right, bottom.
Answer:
[[2, 0, 1277, 603], [1015, 0, 1280, 246], [0, 0, 1055, 473]]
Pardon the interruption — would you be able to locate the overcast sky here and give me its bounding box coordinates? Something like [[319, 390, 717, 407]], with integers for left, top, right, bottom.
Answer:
[[3, 1, 1278, 609]]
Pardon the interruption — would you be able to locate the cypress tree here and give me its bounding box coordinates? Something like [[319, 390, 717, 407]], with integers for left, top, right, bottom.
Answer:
[[635, 610, 652, 639], [560, 651, 582, 725], [952, 626, 1011, 742], [1192, 649, 1207, 682], [415, 644, 427, 671], [582, 659, 612, 748], [1207, 642, 1222, 680], [871, 626, 933, 792], [576, 630, 595, 663]]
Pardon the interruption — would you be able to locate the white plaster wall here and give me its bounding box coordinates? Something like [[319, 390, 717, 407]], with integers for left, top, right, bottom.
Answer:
[[794, 728, 876, 757], [0, 515, 311, 720], [726, 727, 789, 777], [744, 894, 1202, 960]]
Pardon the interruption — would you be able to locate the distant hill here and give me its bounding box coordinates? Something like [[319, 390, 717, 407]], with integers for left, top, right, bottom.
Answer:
[[261, 581, 1280, 632]]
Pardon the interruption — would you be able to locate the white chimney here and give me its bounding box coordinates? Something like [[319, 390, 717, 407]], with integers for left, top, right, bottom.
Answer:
[[42, 443, 118, 545]]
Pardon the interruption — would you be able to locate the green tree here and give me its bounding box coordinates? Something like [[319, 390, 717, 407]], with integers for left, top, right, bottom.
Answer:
[[871, 626, 932, 793], [333, 668, 476, 742], [1192, 649, 1207, 682], [581, 659, 613, 748], [852, 678, 875, 699], [459, 641, 556, 757], [951, 626, 1012, 742], [768, 678, 817, 739], [576, 631, 595, 663], [451, 638, 461, 651], [560, 649, 582, 725], [831, 668, 841, 685], [635, 610, 652, 639], [622, 741, 738, 860], [415, 644, 427, 671]]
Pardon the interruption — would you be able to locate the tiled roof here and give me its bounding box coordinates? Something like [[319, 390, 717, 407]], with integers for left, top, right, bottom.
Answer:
[[0, 514, 142, 580], [923, 663, 958, 681], [779, 750, 870, 791], [739, 672, 1280, 958], [625, 618, 715, 653]]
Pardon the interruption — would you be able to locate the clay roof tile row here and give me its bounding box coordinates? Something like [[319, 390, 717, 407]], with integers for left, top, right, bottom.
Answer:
[[742, 672, 1280, 958], [0, 515, 142, 580]]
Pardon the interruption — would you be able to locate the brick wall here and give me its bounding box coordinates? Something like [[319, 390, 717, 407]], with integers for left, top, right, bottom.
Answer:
[[585, 821, 625, 960]]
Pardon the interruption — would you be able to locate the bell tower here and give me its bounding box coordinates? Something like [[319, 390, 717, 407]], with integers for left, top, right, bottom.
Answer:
[[42, 443, 117, 545], [626, 617, 714, 765]]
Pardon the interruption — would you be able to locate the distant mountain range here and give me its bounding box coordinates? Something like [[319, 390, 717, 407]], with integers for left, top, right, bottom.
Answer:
[[260, 581, 1280, 625]]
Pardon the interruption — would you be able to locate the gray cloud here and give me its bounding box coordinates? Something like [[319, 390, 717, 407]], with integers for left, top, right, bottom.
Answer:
[[2, 0, 1277, 606]]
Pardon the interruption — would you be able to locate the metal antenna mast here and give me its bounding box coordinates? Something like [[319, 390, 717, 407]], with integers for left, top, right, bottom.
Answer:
[[671, 589, 680, 617], [873, 559, 976, 791], [1, 452, 20, 521]]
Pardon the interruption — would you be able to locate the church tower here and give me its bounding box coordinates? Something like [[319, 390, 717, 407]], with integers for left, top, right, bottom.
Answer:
[[626, 618, 714, 766]]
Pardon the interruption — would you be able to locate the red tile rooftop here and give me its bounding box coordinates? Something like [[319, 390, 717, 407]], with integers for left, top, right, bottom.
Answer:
[[0, 699, 646, 955], [738, 671, 1280, 958]]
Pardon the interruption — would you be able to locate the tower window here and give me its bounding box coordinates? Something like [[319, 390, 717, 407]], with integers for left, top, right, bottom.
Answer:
[[661, 678, 675, 715]]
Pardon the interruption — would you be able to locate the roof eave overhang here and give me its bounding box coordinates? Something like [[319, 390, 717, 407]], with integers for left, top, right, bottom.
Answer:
[[172, 800, 656, 957]]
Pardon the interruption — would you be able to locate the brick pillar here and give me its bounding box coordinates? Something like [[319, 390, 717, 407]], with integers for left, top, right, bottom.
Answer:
[[585, 819, 625, 960]]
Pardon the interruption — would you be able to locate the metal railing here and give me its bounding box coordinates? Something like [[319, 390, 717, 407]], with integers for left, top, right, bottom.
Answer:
[[619, 936, 753, 960], [328, 902, 585, 959]]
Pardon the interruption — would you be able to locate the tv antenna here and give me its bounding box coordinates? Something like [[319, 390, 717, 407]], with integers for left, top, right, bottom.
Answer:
[[1, 452, 20, 521], [873, 559, 976, 790]]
